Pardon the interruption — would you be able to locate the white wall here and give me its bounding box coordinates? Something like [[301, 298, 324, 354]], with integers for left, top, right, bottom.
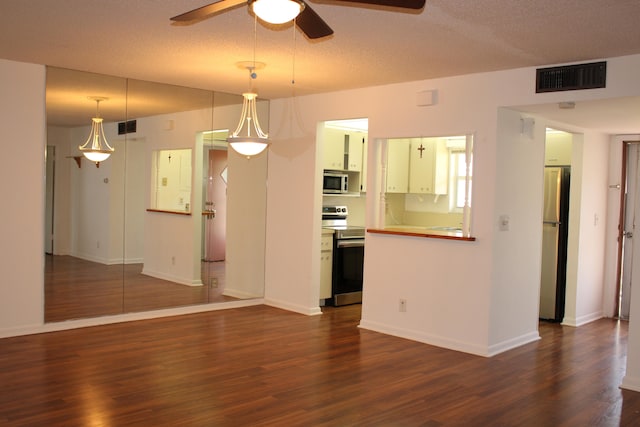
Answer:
[[565, 132, 609, 326], [0, 59, 46, 331], [138, 108, 212, 285], [265, 54, 640, 358], [488, 108, 546, 353], [2, 54, 640, 388]]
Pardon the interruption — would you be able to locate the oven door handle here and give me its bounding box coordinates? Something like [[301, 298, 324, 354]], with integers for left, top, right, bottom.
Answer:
[[336, 239, 365, 248]]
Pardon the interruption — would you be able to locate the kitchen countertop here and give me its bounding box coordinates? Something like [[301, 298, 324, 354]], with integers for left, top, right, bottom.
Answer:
[[367, 225, 476, 241]]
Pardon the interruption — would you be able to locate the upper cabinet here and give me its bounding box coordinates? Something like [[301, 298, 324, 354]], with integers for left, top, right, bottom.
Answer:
[[321, 119, 369, 194], [347, 131, 365, 172], [322, 127, 367, 173], [409, 138, 449, 195], [545, 130, 572, 166], [323, 127, 346, 170], [386, 139, 410, 193], [386, 137, 449, 195]]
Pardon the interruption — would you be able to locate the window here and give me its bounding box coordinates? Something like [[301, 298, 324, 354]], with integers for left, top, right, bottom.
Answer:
[[450, 149, 472, 212], [379, 134, 473, 236]]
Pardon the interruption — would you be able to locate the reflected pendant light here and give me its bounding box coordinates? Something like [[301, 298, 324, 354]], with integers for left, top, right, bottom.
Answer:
[[250, 0, 304, 24], [79, 97, 115, 166], [227, 91, 269, 158]]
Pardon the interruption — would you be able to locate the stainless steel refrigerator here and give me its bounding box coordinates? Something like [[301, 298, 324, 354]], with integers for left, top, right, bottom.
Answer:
[[539, 166, 571, 322]]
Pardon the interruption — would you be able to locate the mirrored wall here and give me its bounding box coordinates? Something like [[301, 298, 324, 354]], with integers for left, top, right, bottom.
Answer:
[[45, 67, 268, 322]]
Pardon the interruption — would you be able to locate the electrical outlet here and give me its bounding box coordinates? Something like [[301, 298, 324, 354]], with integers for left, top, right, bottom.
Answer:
[[171, 256, 176, 265], [399, 299, 407, 312], [210, 278, 218, 288]]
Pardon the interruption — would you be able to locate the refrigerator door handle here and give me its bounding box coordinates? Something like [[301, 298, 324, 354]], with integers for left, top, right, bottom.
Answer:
[[544, 221, 560, 227]]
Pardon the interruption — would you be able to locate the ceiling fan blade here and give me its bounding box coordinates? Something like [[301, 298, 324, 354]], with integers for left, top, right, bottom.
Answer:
[[297, 1, 334, 39], [331, 0, 425, 9], [170, 0, 247, 23]]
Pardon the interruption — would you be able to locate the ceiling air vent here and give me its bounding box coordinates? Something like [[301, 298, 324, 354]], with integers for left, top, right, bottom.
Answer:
[[118, 120, 137, 135], [536, 61, 606, 93]]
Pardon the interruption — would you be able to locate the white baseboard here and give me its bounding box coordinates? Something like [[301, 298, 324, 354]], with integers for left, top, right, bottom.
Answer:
[[487, 331, 541, 356], [358, 319, 492, 357], [141, 268, 203, 286], [223, 288, 264, 300], [562, 311, 603, 327], [69, 253, 141, 266], [621, 375, 640, 392], [0, 299, 264, 339], [263, 298, 323, 316]]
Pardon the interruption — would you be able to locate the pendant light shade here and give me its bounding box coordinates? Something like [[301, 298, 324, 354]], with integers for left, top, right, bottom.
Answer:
[[250, 0, 304, 24], [227, 92, 269, 158], [79, 97, 114, 166]]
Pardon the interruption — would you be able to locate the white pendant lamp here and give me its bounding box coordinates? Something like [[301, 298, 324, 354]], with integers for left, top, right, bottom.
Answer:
[[227, 92, 269, 158], [250, 0, 304, 24], [79, 97, 114, 166]]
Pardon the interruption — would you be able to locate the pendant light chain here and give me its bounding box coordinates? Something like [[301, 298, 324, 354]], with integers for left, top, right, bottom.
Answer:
[[291, 17, 297, 86]]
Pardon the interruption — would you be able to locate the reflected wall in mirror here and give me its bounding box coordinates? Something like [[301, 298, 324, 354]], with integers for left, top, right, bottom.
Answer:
[[150, 148, 193, 213], [45, 67, 268, 323], [382, 134, 473, 236]]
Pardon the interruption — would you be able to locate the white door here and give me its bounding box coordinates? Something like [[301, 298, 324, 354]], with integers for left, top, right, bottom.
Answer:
[[620, 142, 640, 319]]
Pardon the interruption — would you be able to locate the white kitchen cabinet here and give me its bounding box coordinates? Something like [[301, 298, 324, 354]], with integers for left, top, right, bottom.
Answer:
[[323, 128, 367, 173], [545, 132, 572, 166], [323, 127, 346, 170], [409, 138, 448, 195], [320, 232, 334, 300], [346, 131, 365, 172], [386, 139, 410, 193]]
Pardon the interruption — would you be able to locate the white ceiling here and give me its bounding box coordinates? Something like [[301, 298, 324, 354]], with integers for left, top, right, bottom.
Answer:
[[1, 0, 640, 133]]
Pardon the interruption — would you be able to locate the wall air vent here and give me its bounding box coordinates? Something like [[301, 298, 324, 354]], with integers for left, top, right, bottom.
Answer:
[[536, 61, 606, 93], [118, 120, 137, 135]]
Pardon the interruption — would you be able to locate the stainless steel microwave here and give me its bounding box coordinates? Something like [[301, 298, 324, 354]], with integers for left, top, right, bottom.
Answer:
[[323, 171, 348, 194]]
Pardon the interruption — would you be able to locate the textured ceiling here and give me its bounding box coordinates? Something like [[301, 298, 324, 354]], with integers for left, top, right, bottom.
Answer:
[[1, 0, 640, 132]]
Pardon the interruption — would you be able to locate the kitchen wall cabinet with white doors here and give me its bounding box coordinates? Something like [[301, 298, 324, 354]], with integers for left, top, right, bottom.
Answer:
[[322, 126, 368, 193], [409, 138, 449, 195], [385, 139, 410, 193], [322, 127, 366, 172], [386, 138, 449, 195]]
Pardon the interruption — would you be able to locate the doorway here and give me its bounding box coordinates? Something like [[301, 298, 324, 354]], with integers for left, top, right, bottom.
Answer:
[[200, 129, 233, 299], [616, 141, 640, 319], [202, 143, 228, 296], [539, 129, 572, 322]]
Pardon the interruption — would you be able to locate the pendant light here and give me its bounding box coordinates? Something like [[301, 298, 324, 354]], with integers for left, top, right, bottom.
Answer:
[[227, 14, 269, 158], [79, 97, 114, 166], [227, 86, 269, 158], [250, 0, 304, 24]]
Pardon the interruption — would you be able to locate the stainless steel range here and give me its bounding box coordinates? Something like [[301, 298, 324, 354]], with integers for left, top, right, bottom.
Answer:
[[322, 206, 365, 306]]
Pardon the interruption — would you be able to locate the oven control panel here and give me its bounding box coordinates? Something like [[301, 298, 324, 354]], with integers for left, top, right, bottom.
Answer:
[[322, 205, 348, 217]]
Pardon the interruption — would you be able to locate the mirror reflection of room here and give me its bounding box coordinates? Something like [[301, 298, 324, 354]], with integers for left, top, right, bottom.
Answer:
[[44, 67, 268, 323], [151, 148, 193, 213]]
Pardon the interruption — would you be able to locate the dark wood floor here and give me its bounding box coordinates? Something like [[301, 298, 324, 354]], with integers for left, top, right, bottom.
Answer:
[[1, 304, 639, 426], [45, 255, 235, 322]]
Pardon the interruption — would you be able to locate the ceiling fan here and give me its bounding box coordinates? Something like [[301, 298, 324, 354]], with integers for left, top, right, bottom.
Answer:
[[171, 0, 426, 40]]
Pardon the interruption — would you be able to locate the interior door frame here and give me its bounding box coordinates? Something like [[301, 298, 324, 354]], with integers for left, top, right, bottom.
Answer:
[[45, 145, 56, 255], [614, 140, 640, 318]]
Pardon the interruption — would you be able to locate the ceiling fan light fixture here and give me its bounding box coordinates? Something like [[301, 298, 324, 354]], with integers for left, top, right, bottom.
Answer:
[[79, 97, 115, 166], [227, 92, 269, 158], [250, 0, 304, 25]]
